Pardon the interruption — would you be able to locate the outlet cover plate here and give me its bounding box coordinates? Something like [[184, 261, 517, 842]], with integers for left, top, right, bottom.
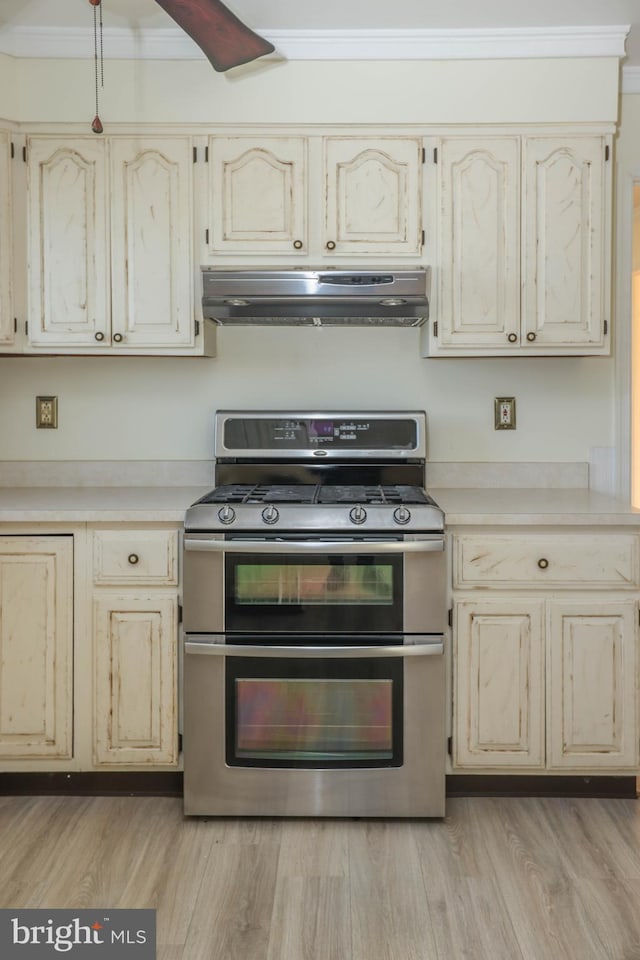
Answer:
[[36, 396, 58, 429], [494, 397, 516, 430]]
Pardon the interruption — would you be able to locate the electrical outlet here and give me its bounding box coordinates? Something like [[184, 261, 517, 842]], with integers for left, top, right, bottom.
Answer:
[[494, 397, 516, 430], [36, 396, 58, 429]]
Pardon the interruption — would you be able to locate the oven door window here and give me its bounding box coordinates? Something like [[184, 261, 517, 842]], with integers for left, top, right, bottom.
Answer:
[[225, 552, 403, 633], [226, 649, 403, 768]]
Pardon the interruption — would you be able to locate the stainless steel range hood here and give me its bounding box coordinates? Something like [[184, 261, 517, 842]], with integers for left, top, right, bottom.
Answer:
[[201, 267, 430, 327]]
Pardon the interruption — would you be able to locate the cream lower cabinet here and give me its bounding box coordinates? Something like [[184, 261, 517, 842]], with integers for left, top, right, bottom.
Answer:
[[91, 526, 179, 767], [452, 531, 639, 772], [0, 129, 14, 348], [0, 536, 73, 759]]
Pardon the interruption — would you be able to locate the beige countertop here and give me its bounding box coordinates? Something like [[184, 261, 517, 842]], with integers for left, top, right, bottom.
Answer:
[[0, 484, 639, 526]]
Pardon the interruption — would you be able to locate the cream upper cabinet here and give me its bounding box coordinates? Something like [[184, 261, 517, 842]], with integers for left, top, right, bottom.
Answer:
[[429, 133, 612, 357], [26, 135, 214, 356], [203, 134, 423, 260], [26, 137, 109, 349], [451, 530, 639, 773], [0, 130, 14, 348], [206, 136, 307, 255], [0, 536, 73, 759], [323, 137, 423, 257]]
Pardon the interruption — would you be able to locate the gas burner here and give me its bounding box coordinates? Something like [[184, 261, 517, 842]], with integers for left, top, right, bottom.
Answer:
[[318, 484, 430, 505]]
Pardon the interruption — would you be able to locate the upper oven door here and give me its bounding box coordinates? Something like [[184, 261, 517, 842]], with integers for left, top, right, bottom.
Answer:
[[183, 534, 446, 635]]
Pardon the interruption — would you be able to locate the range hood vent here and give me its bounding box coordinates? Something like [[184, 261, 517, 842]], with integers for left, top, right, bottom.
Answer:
[[201, 267, 430, 327]]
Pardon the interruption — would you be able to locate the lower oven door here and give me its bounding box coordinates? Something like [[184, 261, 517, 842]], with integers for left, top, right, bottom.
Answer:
[[183, 634, 445, 818]]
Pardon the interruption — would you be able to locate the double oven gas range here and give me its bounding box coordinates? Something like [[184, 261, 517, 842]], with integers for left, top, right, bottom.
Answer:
[[182, 411, 446, 818]]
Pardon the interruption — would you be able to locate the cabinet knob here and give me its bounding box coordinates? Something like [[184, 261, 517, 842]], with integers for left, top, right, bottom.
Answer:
[[113, 333, 123, 343], [293, 240, 303, 250], [127, 553, 140, 565], [526, 332, 536, 342], [94, 331, 105, 342], [537, 558, 549, 570], [325, 240, 336, 251], [507, 333, 518, 343]]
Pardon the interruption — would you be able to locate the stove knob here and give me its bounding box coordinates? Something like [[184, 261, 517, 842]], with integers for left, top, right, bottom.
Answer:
[[393, 506, 412, 525], [262, 505, 280, 525], [349, 505, 367, 525], [217, 505, 236, 525]]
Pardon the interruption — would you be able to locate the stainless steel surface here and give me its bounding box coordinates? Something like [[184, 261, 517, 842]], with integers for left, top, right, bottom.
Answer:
[[183, 638, 446, 818], [201, 267, 430, 326], [184, 536, 445, 553], [185, 635, 444, 658]]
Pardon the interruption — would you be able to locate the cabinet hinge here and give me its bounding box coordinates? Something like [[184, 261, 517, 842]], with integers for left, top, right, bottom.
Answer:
[[605, 144, 610, 162], [448, 607, 453, 628], [433, 147, 438, 164], [433, 320, 438, 337], [447, 736, 452, 756], [604, 319, 608, 335], [195, 319, 200, 337], [205, 228, 209, 244]]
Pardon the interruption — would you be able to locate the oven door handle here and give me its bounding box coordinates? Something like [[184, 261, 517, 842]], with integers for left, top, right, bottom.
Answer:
[[184, 636, 444, 658], [184, 537, 444, 554]]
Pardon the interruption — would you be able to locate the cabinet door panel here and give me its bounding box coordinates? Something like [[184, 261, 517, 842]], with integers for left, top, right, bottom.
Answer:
[[0, 130, 13, 346], [0, 537, 73, 758], [27, 138, 109, 346], [207, 137, 307, 254], [110, 138, 194, 348], [455, 599, 545, 768], [93, 595, 177, 765], [324, 138, 422, 255], [523, 137, 608, 349], [548, 600, 637, 768], [437, 138, 520, 349]]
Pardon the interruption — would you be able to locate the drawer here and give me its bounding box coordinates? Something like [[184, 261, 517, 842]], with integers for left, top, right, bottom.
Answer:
[[93, 529, 178, 585], [454, 534, 640, 589]]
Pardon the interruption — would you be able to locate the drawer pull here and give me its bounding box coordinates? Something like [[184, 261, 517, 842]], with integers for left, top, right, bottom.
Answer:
[[537, 557, 549, 570], [127, 553, 140, 565]]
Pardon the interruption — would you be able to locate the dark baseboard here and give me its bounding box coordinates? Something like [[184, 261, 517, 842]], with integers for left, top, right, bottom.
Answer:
[[447, 774, 638, 799], [0, 772, 635, 801], [0, 772, 183, 797]]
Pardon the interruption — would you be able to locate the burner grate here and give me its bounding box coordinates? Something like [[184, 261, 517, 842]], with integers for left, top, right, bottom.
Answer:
[[198, 483, 430, 507]]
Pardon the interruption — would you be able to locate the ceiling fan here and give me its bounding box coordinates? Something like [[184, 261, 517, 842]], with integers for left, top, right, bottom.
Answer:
[[153, 0, 275, 72]]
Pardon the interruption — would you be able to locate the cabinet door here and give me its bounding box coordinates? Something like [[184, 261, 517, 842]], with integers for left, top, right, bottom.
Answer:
[[93, 595, 178, 765], [0, 130, 13, 346], [454, 598, 545, 768], [110, 137, 194, 348], [0, 536, 73, 758], [547, 600, 637, 769], [26, 137, 109, 347], [435, 137, 520, 351], [207, 136, 307, 255], [323, 138, 422, 256], [522, 136, 610, 351]]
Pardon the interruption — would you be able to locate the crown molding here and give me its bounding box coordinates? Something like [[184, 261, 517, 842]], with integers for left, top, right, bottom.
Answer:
[[0, 23, 630, 63]]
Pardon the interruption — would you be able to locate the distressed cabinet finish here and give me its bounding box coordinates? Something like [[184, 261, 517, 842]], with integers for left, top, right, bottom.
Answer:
[[206, 136, 307, 255], [0, 129, 14, 348], [203, 134, 423, 259], [26, 136, 213, 356], [452, 529, 639, 773], [91, 525, 179, 766], [0, 536, 73, 759], [429, 133, 612, 356]]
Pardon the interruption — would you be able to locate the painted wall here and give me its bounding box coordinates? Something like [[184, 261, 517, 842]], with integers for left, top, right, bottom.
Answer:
[[0, 53, 626, 466]]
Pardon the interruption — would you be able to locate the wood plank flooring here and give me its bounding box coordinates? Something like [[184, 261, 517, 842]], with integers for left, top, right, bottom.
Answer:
[[1, 795, 640, 959]]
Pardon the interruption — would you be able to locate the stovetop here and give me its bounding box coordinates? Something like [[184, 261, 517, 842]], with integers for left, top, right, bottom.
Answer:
[[196, 483, 433, 506]]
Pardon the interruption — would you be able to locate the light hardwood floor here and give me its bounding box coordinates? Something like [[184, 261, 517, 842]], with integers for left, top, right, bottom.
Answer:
[[2, 794, 640, 959]]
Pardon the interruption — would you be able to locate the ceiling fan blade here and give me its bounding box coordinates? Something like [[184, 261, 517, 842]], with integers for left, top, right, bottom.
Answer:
[[154, 0, 275, 72]]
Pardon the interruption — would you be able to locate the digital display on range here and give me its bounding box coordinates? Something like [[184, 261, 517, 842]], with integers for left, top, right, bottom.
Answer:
[[223, 417, 418, 451]]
